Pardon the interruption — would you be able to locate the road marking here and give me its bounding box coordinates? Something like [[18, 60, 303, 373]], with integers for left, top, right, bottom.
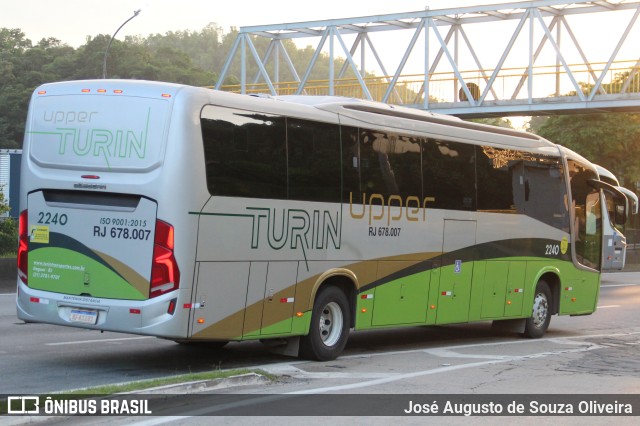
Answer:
[[127, 332, 640, 424], [284, 338, 611, 394], [597, 305, 621, 308], [46, 336, 154, 346]]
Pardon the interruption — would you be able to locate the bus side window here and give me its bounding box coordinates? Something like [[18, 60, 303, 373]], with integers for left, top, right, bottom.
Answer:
[[201, 106, 286, 199], [341, 126, 361, 203], [477, 146, 520, 213], [522, 156, 569, 232], [360, 130, 394, 203], [423, 139, 476, 211], [288, 118, 341, 202]]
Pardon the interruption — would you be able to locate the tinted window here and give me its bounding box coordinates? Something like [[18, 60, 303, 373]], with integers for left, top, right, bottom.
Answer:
[[359, 129, 422, 204], [477, 146, 522, 213], [342, 126, 361, 203], [523, 154, 570, 232], [360, 129, 395, 202], [201, 106, 287, 199], [568, 160, 601, 269], [287, 118, 341, 202], [423, 139, 476, 210]]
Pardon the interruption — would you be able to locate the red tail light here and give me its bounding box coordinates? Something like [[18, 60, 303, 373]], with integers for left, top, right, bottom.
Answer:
[[18, 210, 28, 285], [150, 220, 179, 298]]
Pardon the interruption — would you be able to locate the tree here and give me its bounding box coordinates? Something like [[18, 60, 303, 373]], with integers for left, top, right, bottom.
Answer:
[[470, 117, 514, 128], [0, 190, 16, 255], [531, 113, 640, 185], [529, 71, 640, 185]]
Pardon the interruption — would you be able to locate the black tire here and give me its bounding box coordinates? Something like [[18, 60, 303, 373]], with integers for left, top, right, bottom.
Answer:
[[299, 286, 351, 361], [523, 280, 552, 338]]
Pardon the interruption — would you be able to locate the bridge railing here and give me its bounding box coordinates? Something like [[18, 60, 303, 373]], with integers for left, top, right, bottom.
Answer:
[[218, 59, 640, 107]]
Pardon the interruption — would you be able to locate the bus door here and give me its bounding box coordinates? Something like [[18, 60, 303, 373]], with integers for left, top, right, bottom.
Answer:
[[436, 220, 476, 324]]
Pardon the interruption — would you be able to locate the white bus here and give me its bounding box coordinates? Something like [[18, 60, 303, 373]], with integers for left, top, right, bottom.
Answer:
[[16, 80, 625, 360], [595, 164, 637, 270]]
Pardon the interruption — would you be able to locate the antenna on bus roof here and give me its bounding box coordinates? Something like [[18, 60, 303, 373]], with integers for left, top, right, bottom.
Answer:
[[102, 9, 142, 79]]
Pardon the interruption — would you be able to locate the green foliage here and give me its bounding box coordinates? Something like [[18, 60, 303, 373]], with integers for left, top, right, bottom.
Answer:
[[0, 191, 16, 256], [531, 113, 640, 184], [2, 23, 639, 189], [469, 117, 514, 129], [0, 23, 368, 150], [0, 218, 17, 256], [527, 65, 640, 185]]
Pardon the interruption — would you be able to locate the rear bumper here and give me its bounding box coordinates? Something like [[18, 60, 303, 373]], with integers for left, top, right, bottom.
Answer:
[[16, 281, 191, 338]]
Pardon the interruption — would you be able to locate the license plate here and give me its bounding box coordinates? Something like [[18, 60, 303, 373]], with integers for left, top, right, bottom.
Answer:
[[69, 309, 98, 324]]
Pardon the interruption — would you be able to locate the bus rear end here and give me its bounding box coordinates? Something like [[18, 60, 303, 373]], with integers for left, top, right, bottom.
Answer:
[[17, 80, 188, 338]]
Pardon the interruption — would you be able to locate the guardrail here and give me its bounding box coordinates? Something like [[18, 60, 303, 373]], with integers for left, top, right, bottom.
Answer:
[[218, 60, 640, 106]]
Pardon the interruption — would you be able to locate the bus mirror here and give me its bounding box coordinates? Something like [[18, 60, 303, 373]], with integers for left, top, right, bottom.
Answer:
[[588, 178, 627, 226], [617, 186, 639, 216], [615, 203, 627, 226]]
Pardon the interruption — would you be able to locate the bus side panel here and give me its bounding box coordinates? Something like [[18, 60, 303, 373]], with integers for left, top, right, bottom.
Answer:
[[190, 262, 249, 340], [435, 220, 476, 325], [559, 269, 600, 314], [480, 261, 509, 319], [371, 261, 431, 326]]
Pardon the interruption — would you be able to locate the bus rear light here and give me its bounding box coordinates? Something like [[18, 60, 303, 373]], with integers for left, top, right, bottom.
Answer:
[[18, 210, 28, 285], [81, 89, 90, 93], [167, 298, 177, 315], [150, 220, 179, 298]]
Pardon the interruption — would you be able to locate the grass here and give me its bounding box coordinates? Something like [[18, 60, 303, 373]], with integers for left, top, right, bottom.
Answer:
[[1, 369, 275, 414], [66, 368, 274, 395]]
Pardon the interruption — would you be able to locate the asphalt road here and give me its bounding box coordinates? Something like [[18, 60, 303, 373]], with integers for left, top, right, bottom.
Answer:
[[1, 273, 640, 397], [2, 273, 640, 425]]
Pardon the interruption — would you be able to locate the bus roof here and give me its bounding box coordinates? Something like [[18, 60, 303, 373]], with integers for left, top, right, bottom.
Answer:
[[280, 95, 557, 151]]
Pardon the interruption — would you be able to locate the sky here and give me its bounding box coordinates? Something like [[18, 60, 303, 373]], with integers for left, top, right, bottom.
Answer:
[[2, 0, 512, 47], [3, 1, 634, 74], [3, 0, 638, 127]]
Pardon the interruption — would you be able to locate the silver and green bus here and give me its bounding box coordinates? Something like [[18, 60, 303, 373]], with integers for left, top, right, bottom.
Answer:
[[16, 80, 625, 360]]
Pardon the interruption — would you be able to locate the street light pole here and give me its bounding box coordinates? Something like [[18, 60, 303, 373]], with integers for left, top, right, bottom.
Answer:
[[102, 9, 141, 79]]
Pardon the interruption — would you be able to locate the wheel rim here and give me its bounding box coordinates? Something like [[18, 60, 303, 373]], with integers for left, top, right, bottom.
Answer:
[[318, 301, 343, 347], [531, 291, 549, 328]]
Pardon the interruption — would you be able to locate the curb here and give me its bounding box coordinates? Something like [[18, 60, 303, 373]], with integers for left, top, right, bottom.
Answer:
[[127, 372, 270, 394], [0, 373, 271, 425]]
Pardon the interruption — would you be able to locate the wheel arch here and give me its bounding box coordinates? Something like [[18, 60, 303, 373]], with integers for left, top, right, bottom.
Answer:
[[533, 268, 561, 315], [307, 269, 358, 328]]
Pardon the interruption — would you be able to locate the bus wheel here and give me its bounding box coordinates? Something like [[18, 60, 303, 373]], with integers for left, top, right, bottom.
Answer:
[[523, 280, 552, 338], [300, 286, 350, 361]]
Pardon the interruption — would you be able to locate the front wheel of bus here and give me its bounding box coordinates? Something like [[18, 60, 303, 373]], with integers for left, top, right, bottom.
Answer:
[[523, 280, 552, 338], [300, 286, 350, 361]]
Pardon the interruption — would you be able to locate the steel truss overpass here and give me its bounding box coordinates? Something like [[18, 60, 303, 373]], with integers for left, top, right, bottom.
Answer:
[[215, 0, 640, 118]]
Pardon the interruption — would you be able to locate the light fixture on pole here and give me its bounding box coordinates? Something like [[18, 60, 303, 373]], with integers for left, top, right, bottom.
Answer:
[[102, 9, 141, 79]]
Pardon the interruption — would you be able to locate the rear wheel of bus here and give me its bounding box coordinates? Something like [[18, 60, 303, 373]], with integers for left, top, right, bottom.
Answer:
[[523, 280, 552, 338], [300, 285, 351, 361]]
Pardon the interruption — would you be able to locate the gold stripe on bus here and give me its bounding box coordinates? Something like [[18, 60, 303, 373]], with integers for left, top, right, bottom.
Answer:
[[192, 251, 442, 340]]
